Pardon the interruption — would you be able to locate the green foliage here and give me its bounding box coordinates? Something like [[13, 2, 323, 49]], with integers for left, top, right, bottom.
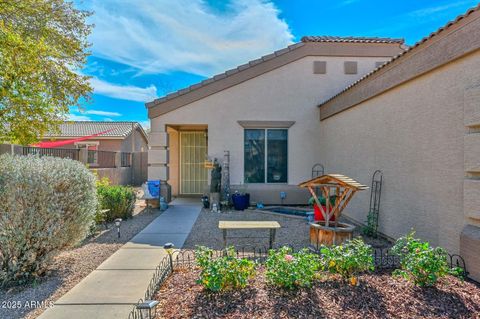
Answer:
[[362, 210, 378, 237], [0, 0, 92, 144], [97, 185, 136, 222], [0, 154, 97, 286], [320, 238, 374, 284], [195, 246, 256, 292], [93, 171, 111, 188], [265, 246, 320, 289], [308, 195, 337, 207], [392, 231, 462, 287]]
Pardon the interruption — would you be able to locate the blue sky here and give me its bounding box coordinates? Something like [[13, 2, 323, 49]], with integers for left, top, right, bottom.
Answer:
[[72, 0, 479, 128]]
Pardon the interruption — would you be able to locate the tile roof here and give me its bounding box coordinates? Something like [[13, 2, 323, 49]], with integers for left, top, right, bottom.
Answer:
[[301, 36, 404, 44], [44, 121, 148, 139], [318, 4, 480, 106]]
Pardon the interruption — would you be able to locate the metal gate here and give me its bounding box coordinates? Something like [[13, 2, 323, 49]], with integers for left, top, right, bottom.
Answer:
[[180, 131, 208, 195]]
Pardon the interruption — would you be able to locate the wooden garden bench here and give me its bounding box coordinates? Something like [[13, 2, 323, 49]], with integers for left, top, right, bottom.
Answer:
[[218, 221, 281, 249]]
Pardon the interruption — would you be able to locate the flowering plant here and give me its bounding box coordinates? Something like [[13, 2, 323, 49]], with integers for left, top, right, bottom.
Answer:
[[266, 246, 320, 289], [392, 231, 463, 287], [195, 246, 256, 292], [319, 238, 374, 285]]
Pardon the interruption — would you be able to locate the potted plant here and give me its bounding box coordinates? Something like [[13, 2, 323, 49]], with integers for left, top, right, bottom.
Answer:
[[308, 195, 337, 222]]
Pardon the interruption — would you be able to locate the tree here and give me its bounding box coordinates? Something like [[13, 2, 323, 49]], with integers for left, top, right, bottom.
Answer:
[[0, 0, 92, 145]]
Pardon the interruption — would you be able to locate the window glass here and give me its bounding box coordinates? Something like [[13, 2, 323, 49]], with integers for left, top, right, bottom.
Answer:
[[244, 129, 265, 183], [267, 129, 288, 183]]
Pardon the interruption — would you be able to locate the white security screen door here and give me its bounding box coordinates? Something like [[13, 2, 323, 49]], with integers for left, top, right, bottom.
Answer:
[[180, 131, 208, 195]]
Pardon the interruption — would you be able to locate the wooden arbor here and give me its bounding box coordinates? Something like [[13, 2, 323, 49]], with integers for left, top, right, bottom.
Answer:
[[299, 174, 368, 247]]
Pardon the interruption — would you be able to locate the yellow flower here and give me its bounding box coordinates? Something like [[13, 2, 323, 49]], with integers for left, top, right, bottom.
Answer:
[[329, 261, 335, 268], [349, 276, 358, 286]]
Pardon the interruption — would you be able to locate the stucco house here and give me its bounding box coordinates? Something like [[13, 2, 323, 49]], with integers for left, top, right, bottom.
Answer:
[[40, 121, 149, 184], [146, 5, 480, 280]]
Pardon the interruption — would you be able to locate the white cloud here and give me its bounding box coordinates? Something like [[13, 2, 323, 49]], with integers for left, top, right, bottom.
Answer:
[[90, 77, 158, 102], [68, 114, 92, 121], [85, 0, 293, 76], [408, 1, 473, 17], [84, 110, 122, 117]]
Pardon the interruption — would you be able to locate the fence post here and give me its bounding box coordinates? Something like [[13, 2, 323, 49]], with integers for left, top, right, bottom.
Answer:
[[78, 148, 88, 164], [115, 152, 122, 168]]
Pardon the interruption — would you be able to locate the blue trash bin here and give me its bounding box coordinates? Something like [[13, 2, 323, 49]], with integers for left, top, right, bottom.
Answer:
[[147, 180, 160, 198]]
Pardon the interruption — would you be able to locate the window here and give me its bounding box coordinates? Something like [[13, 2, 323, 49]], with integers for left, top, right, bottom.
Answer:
[[75, 142, 99, 165], [244, 129, 288, 183]]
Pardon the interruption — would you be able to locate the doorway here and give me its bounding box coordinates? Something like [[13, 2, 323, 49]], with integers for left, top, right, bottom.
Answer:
[[179, 131, 208, 195]]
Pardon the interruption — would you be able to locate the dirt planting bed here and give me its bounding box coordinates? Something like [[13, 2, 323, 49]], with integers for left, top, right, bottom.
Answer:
[[155, 267, 480, 319]]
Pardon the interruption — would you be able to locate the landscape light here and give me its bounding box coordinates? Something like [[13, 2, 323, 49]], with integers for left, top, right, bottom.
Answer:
[[164, 242, 175, 270], [114, 218, 122, 238], [136, 300, 159, 319]]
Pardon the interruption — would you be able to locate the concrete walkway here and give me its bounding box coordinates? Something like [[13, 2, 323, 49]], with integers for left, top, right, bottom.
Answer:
[[39, 198, 201, 319]]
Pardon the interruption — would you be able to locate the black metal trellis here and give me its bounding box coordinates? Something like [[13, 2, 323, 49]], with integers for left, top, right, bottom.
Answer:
[[366, 170, 383, 237], [127, 245, 468, 319], [311, 163, 325, 196], [311, 163, 325, 179]]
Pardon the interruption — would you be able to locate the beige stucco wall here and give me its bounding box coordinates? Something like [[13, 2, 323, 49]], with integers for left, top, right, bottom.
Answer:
[[167, 127, 180, 195], [318, 50, 480, 254], [151, 56, 391, 200], [121, 129, 149, 152]]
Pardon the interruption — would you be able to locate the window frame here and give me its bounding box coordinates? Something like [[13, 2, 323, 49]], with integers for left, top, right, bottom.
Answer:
[[244, 128, 288, 184]]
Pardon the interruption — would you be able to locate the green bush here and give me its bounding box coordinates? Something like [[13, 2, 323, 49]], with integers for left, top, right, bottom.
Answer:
[[265, 246, 320, 289], [195, 246, 256, 292], [320, 238, 374, 285], [0, 154, 97, 287], [392, 231, 462, 287], [97, 185, 136, 221]]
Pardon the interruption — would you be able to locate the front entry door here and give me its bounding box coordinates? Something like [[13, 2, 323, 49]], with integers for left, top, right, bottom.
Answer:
[[180, 131, 208, 195]]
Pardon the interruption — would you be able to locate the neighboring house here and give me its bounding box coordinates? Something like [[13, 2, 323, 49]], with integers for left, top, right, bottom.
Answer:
[[42, 121, 148, 166], [146, 5, 480, 280]]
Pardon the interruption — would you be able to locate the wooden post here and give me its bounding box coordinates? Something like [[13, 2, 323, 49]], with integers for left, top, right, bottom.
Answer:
[[307, 186, 327, 221]]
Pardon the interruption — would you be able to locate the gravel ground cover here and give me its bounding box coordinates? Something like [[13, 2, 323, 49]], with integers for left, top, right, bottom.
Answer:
[[155, 267, 480, 319], [182, 208, 391, 250], [0, 195, 161, 319]]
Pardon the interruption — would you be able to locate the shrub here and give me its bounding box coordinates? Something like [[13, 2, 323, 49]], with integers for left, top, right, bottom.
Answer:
[[320, 238, 374, 285], [0, 154, 97, 286], [195, 246, 256, 292], [97, 185, 136, 221], [265, 246, 320, 289], [392, 231, 462, 287]]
